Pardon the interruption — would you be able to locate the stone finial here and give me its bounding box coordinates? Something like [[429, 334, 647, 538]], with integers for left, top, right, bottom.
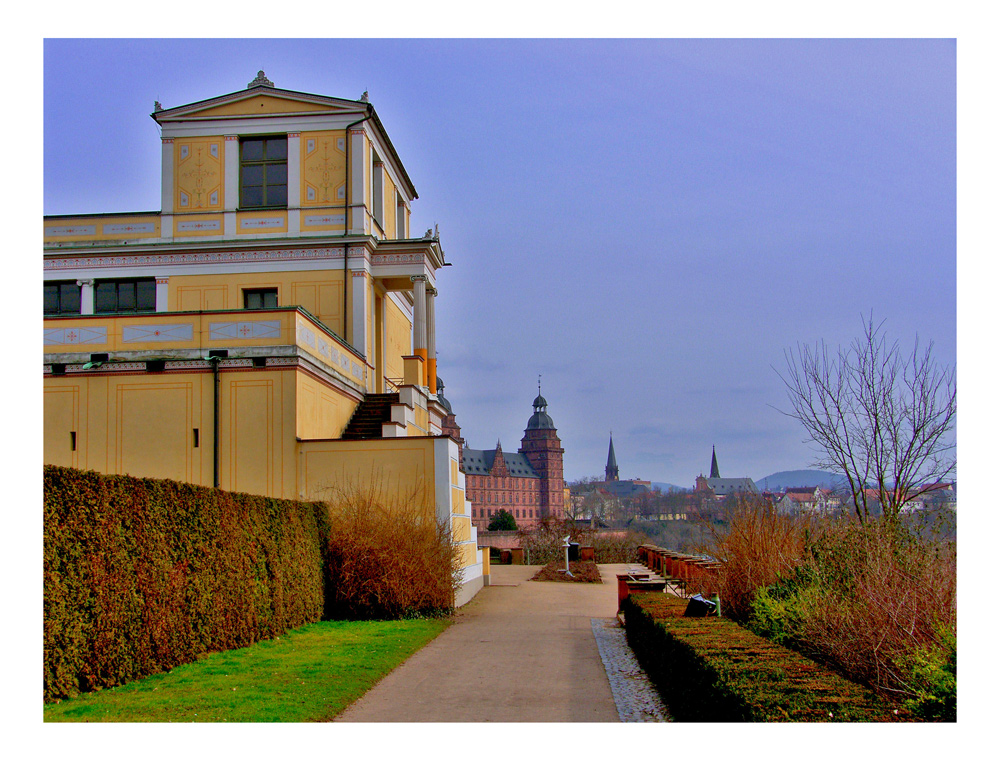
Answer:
[[154, 101, 162, 112], [248, 70, 275, 88], [360, 90, 369, 102]]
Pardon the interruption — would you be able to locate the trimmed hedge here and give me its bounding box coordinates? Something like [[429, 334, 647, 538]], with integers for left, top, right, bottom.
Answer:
[[44, 465, 332, 702], [623, 593, 914, 722]]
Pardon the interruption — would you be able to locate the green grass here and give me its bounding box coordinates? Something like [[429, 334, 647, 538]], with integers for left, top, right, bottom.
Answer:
[[44, 617, 450, 722]]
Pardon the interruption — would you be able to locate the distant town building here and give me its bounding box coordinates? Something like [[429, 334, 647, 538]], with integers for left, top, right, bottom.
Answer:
[[694, 446, 759, 497], [598, 434, 652, 498], [777, 487, 841, 515]]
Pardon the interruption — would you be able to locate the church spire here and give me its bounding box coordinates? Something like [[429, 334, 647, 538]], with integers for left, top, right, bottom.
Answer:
[[605, 433, 619, 482], [710, 445, 720, 478]]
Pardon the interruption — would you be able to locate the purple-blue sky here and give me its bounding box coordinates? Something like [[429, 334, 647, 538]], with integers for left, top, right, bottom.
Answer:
[[43, 38, 957, 487]]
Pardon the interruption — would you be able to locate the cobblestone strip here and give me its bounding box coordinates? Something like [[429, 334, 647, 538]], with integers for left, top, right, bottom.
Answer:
[[591, 618, 671, 722]]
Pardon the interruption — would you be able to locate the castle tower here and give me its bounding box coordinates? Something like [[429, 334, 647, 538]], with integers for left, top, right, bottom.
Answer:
[[519, 391, 564, 519], [710, 445, 720, 478], [605, 433, 619, 482], [437, 377, 465, 468]]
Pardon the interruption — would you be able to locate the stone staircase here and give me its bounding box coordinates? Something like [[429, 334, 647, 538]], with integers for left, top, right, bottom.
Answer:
[[341, 393, 400, 440]]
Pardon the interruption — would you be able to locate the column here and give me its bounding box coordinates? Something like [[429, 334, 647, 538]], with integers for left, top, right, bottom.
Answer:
[[426, 286, 437, 393], [77, 279, 95, 315], [411, 274, 427, 386]]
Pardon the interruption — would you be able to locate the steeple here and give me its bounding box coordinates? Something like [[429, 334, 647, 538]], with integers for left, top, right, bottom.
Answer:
[[710, 445, 720, 478], [605, 433, 619, 482]]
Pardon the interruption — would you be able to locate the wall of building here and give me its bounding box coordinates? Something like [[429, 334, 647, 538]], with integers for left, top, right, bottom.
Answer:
[[294, 370, 358, 441], [170, 270, 346, 338], [384, 295, 411, 383]]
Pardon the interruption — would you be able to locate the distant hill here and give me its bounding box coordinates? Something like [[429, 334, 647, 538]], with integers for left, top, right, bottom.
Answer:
[[754, 470, 851, 492], [651, 482, 688, 493]]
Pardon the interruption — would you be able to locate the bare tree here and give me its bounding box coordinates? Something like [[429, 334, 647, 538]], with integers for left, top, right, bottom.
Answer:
[[777, 315, 956, 523]]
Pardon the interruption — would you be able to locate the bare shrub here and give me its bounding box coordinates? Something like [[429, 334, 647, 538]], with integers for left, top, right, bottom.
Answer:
[[704, 496, 815, 620], [322, 476, 461, 620], [792, 519, 956, 712], [705, 495, 957, 718]]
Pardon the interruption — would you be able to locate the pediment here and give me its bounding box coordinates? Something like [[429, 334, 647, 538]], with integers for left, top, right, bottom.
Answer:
[[154, 87, 367, 123]]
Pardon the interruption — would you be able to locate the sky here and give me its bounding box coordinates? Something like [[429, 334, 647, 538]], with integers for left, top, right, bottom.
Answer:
[[42, 37, 957, 487]]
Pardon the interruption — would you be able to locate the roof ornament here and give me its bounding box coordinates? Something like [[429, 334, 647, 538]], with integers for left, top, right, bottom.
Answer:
[[423, 228, 434, 239], [153, 101, 162, 112], [360, 90, 369, 102], [248, 70, 275, 89]]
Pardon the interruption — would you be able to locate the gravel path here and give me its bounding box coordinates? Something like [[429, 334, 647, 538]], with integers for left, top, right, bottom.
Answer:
[[591, 618, 671, 722]]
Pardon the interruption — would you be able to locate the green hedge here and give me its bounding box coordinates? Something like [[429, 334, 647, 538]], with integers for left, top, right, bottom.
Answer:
[[44, 465, 332, 702], [623, 593, 913, 722]]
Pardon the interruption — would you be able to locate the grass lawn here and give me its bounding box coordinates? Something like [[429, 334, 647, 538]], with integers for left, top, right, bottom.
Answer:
[[44, 617, 450, 722]]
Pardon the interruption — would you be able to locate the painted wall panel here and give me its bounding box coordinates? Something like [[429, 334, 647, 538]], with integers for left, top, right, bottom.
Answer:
[[228, 379, 275, 497], [115, 381, 193, 482], [44, 386, 79, 469], [299, 438, 436, 514]]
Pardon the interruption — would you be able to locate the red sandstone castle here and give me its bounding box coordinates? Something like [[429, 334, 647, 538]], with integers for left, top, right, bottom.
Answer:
[[438, 381, 565, 531]]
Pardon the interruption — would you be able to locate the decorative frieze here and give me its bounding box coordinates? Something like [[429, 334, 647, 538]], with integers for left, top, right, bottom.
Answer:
[[45, 247, 348, 270], [373, 252, 424, 265]]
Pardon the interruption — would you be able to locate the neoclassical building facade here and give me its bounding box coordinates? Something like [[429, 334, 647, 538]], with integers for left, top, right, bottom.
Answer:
[[43, 72, 484, 604]]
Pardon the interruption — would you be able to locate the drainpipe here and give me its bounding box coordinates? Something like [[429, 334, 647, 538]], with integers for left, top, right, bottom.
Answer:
[[204, 351, 227, 487], [343, 106, 374, 344], [212, 357, 220, 487]]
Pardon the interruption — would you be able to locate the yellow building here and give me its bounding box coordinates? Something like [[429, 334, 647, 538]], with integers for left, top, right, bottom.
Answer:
[[43, 72, 484, 605]]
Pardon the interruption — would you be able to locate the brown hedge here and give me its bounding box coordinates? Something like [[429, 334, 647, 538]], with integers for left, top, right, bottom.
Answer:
[[623, 593, 915, 722], [43, 465, 331, 702]]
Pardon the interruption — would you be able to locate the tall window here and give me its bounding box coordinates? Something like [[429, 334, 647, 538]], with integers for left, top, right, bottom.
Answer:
[[44, 281, 81, 315], [240, 136, 288, 208], [244, 288, 278, 310], [94, 279, 156, 314]]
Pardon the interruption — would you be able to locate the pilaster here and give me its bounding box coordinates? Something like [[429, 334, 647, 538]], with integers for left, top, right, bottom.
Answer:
[[155, 277, 169, 312], [161, 138, 174, 238], [287, 132, 301, 235], [351, 270, 369, 356]]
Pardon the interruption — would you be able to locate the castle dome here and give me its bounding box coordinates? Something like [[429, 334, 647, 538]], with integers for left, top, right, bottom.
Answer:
[[526, 391, 555, 430], [436, 376, 453, 415]]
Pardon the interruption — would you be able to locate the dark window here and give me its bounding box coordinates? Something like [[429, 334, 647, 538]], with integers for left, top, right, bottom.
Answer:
[[244, 288, 278, 310], [240, 136, 288, 208], [44, 281, 81, 315], [94, 279, 156, 314]]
